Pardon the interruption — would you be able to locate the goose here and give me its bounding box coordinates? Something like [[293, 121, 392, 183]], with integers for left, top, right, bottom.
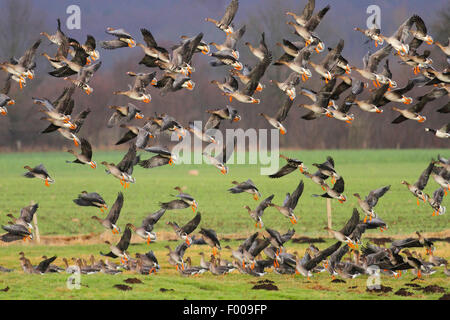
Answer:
[[101, 226, 132, 264], [431, 166, 450, 192], [270, 72, 301, 100], [40, 19, 66, 45], [167, 212, 202, 245], [20, 254, 57, 274], [229, 179, 261, 200], [298, 79, 335, 120], [210, 25, 246, 59], [268, 180, 304, 224], [275, 45, 313, 81], [408, 15, 433, 45], [313, 177, 346, 203], [327, 95, 355, 124], [205, 0, 239, 35], [286, 0, 315, 27], [426, 188, 446, 216], [0, 39, 41, 89], [230, 66, 266, 93], [115, 123, 153, 149], [73, 191, 107, 213], [301, 170, 328, 190], [100, 27, 136, 49], [392, 103, 427, 124], [350, 45, 394, 88], [0, 78, 14, 116], [101, 144, 139, 188], [242, 238, 270, 269], [137, 28, 170, 65], [245, 32, 268, 61], [66, 138, 96, 169], [6, 202, 38, 232], [286, 4, 330, 47], [398, 50, 433, 74], [127, 209, 166, 244], [153, 72, 195, 95], [354, 14, 383, 47], [210, 75, 239, 95], [264, 228, 286, 254], [139, 146, 177, 169], [107, 103, 144, 128], [23, 164, 54, 187], [199, 228, 221, 257], [135, 251, 160, 274], [324, 227, 358, 249], [308, 39, 344, 83], [0, 224, 33, 242], [202, 137, 236, 174], [269, 154, 307, 178], [166, 242, 189, 270], [426, 250, 447, 267], [259, 97, 293, 135], [243, 194, 274, 228], [56, 108, 90, 147], [210, 51, 243, 71], [48, 43, 89, 78], [312, 156, 340, 183], [391, 232, 434, 255], [91, 192, 123, 234], [63, 61, 102, 95], [160, 188, 198, 212], [425, 123, 450, 139], [346, 83, 389, 113], [377, 15, 416, 56], [73, 35, 99, 63], [434, 37, 450, 56], [41, 37, 70, 70], [353, 185, 391, 222], [204, 106, 240, 131], [113, 72, 155, 103], [180, 34, 210, 55], [402, 249, 426, 279], [188, 122, 216, 144]]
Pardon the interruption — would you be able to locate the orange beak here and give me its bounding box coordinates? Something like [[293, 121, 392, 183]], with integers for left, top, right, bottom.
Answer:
[[135, 113, 144, 119], [7, 100, 15, 105]]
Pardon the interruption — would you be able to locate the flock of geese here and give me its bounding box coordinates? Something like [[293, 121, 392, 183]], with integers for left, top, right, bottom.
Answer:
[[0, 0, 449, 282]]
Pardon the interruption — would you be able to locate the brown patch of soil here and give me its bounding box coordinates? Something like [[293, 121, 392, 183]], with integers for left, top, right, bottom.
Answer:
[[252, 283, 279, 291], [417, 285, 446, 294], [124, 278, 143, 284], [160, 288, 175, 292], [439, 293, 450, 300], [113, 284, 132, 291], [366, 285, 393, 293], [395, 288, 414, 296]]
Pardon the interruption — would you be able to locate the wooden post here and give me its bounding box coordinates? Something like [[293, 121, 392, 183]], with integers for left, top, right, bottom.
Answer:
[[33, 215, 40, 243], [326, 198, 332, 230]]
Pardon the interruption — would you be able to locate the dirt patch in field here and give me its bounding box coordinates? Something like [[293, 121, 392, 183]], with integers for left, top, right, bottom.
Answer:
[[250, 279, 275, 285], [395, 288, 414, 296], [439, 293, 450, 300], [114, 284, 132, 291], [0, 286, 9, 292], [252, 283, 279, 291], [160, 288, 174, 292], [417, 285, 446, 294], [405, 283, 422, 288], [366, 285, 393, 294], [331, 279, 346, 283], [124, 278, 143, 284]]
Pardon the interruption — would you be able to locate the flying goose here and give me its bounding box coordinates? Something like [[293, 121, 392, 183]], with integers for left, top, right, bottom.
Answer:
[[245, 32, 269, 61], [210, 25, 246, 59], [100, 27, 136, 49], [199, 228, 221, 256], [286, 0, 315, 27], [91, 192, 124, 234], [401, 162, 434, 205], [426, 188, 446, 216], [229, 179, 261, 200], [202, 137, 236, 174], [101, 225, 132, 264], [269, 154, 307, 178], [63, 61, 102, 95], [66, 138, 96, 169], [259, 96, 293, 135], [204, 105, 240, 131], [167, 212, 202, 245], [101, 144, 139, 188], [243, 194, 274, 228], [268, 180, 304, 224], [107, 103, 144, 128], [353, 185, 391, 222], [0, 224, 33, 242], [113, 71, 156, 103], [139, 146, 177, 169], [0, 78, 15, 115], [160, 190, 198, 212], [127, 209, 166, 244], [73, 191, 107, 213], [137, 28, 170, 66], [205, 0, 239, 35], [40, 19, 66, 46], [313, 177, 346, 203], [425, 123, 450, 139], [377, 15, 416, 56], [23, 164, 54, 187]]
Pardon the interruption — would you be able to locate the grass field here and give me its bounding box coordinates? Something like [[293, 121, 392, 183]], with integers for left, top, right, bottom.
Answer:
[[0, 149, 449, 300]]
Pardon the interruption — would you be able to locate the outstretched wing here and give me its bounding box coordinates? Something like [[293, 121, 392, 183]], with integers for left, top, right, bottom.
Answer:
[[286, 180, 304, 210], [106, 192, 124, 225]]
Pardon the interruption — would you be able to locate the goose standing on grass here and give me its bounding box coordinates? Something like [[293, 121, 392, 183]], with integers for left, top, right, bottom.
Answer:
[[66, 138, 96, 169], [23, 164, 54, 187], [127, 208, 166, 244], [100, 27, 136, 49], [425, 123, 450, 139], [259, 96, 293, 135], [91, 192, 124, 234], [268, 180, 304, 224], [243, 194, 274, 228], [73, 191, 107, 213], [353, 185, 391, 222], [167, 212, 202, 245], [101, 144, 139, 188], [401, 162, 434, 205], [269, 154, 307, 178], [229, 179, 261, 200], [205, 0, 239, 35], [101, 226, 132, 264]]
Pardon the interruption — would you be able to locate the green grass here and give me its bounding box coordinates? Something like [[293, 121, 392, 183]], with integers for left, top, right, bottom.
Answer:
[[0, 240, 448, 300], [0, 149, 448, 236], [0, 149, 449, 300]]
